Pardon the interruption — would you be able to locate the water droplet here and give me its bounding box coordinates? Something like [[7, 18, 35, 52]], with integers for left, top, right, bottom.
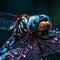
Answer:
[[15, 52, 17, 54], [56, 28, 58, 30], [23, 54, 26, 58], [52, 40, 55, 43], [53, 37, 58, 41]]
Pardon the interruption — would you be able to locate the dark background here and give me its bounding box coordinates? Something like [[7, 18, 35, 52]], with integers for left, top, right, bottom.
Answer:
[[0, 0, 60, 59], [0, 0, 60, 28]]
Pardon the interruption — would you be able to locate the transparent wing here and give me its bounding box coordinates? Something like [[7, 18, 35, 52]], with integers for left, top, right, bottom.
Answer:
[[0, 27, 60, 60], [38, 28, 60, 57], [0, 12, 17, 31]]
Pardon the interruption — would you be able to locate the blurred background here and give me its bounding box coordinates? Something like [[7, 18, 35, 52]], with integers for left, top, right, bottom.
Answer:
[[0, 0, 60, 59]]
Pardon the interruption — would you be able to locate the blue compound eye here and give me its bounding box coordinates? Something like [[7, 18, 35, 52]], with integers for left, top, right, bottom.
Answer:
[[27, 15, 40, 32], [40, 14, 52, 23]]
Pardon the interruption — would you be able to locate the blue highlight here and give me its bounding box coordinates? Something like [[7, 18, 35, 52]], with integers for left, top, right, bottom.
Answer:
[[27, 15, 40, 32], [1, 48, 7, 53], [9, 39, 15, 46], [40, 14, 52, 23]]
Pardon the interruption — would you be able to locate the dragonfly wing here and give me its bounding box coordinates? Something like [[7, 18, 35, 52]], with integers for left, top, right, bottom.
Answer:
[[0, 12, 17, 31], [39, 28, 60, 57]]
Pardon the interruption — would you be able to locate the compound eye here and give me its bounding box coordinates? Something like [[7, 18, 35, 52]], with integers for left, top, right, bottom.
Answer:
[[27, 15, 40, 32], [40, 14, 51, 22], [38, 14, 52, 35], [38, 21, 52, 35], [40, 17, 48, 22]]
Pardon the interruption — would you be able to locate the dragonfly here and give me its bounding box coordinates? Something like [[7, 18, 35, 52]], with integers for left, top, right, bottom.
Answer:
[[0, 12, 60, 60]]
